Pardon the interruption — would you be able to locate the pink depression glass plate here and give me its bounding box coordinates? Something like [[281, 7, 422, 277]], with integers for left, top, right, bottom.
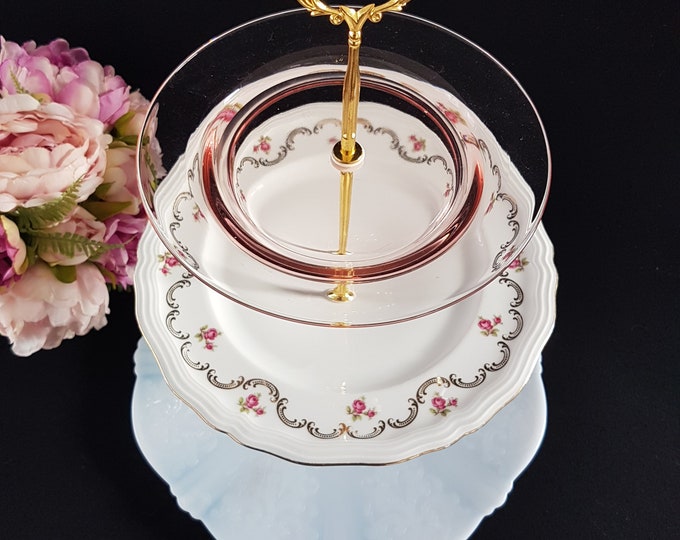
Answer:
[[137, 9, 551, 328]]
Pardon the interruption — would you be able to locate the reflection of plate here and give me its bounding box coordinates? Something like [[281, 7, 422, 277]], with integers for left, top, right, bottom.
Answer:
[[132, 337, 547, 540], [134, 223, 556, 465]]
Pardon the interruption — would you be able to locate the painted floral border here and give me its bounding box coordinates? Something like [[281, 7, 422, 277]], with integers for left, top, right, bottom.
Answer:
[[157, 108, 526, 441], [167, 106, 521, 280], [160, 244, 526, 442]]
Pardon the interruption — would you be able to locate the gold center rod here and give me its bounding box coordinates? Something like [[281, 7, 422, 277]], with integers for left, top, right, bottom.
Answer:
[[340, 29, 362, 162], [298, 1, 412, 301]]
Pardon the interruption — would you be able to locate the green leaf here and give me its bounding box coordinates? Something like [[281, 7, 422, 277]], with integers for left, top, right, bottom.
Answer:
[[93, 182, 114, 199], [143, 146, 160, 192], [113, 135, 139, 147], [27, 230, 120, 260], [80, 200, 131, 221], [11, 179, 82, 231], [49, 265, 77, 284], [113, 110, 135, 129], [10, 70, 30, 94]]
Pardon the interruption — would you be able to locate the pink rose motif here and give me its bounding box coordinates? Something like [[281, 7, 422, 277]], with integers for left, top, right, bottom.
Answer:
[[478, 315, 502, 337], [253, 136, 271, 153], [346, 396, 377, 421], [508, 256, 529, 272], [239, 392, 266, 415], [429, 392, 459, 416], [352, 399, 366, 414], [437, 102, 467, 125], [431, 396, 447, 411], [158, 252, 179, 275], [195, 324, 221, 350], [192, 203, 205, 222], [203, 327, 219, 341], [0, 260, 109, 357], [216, 104, 239, 123], [409, 134, 426, 152], [478, 318, 493, 331], [0, 215, 27, 289]]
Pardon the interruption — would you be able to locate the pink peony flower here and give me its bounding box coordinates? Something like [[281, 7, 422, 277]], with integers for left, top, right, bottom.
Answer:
[[0, 215, 27, 288], [0, 94, 110, 212], [101, 146, 142, 215], [0, 260, 109, 356], [114, 91, 150, 140], [0, 37, 130, 129], [0, 37, 57, 98], [97, 212, 147, 289], [0, 36, 165, 356], [25, 38, 90, 68]]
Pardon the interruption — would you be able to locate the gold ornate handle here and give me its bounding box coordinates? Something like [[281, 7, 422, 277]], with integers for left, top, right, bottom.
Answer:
[[297, 1, 411, 160]]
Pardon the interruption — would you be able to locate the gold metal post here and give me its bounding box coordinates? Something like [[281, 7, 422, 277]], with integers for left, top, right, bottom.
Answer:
[[298, 1, 411, 302]]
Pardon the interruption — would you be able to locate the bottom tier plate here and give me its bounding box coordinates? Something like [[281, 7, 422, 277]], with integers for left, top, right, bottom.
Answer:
[[132, 337, 546, 540], [134, 222, 556, 465]]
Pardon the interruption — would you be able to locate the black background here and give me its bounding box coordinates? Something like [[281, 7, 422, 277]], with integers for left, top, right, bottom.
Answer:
[[1, 1, 678, 538]]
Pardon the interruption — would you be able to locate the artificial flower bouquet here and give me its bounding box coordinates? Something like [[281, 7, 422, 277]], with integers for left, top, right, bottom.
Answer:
[[0, 37, 164, 357]]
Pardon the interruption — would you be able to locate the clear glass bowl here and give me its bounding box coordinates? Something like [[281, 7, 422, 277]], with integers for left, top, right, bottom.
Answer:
[[137, 8, 551, 327]]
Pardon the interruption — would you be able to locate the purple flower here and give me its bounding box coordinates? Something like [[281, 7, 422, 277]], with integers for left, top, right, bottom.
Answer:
[[0, 36, 130, 129], [28, 38, 90, 68], [97, 212, 147, 289], [0, 216, 27, 289]]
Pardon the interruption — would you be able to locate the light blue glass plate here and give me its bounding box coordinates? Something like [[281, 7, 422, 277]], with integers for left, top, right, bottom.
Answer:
[[132, 337, 546, 539]]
